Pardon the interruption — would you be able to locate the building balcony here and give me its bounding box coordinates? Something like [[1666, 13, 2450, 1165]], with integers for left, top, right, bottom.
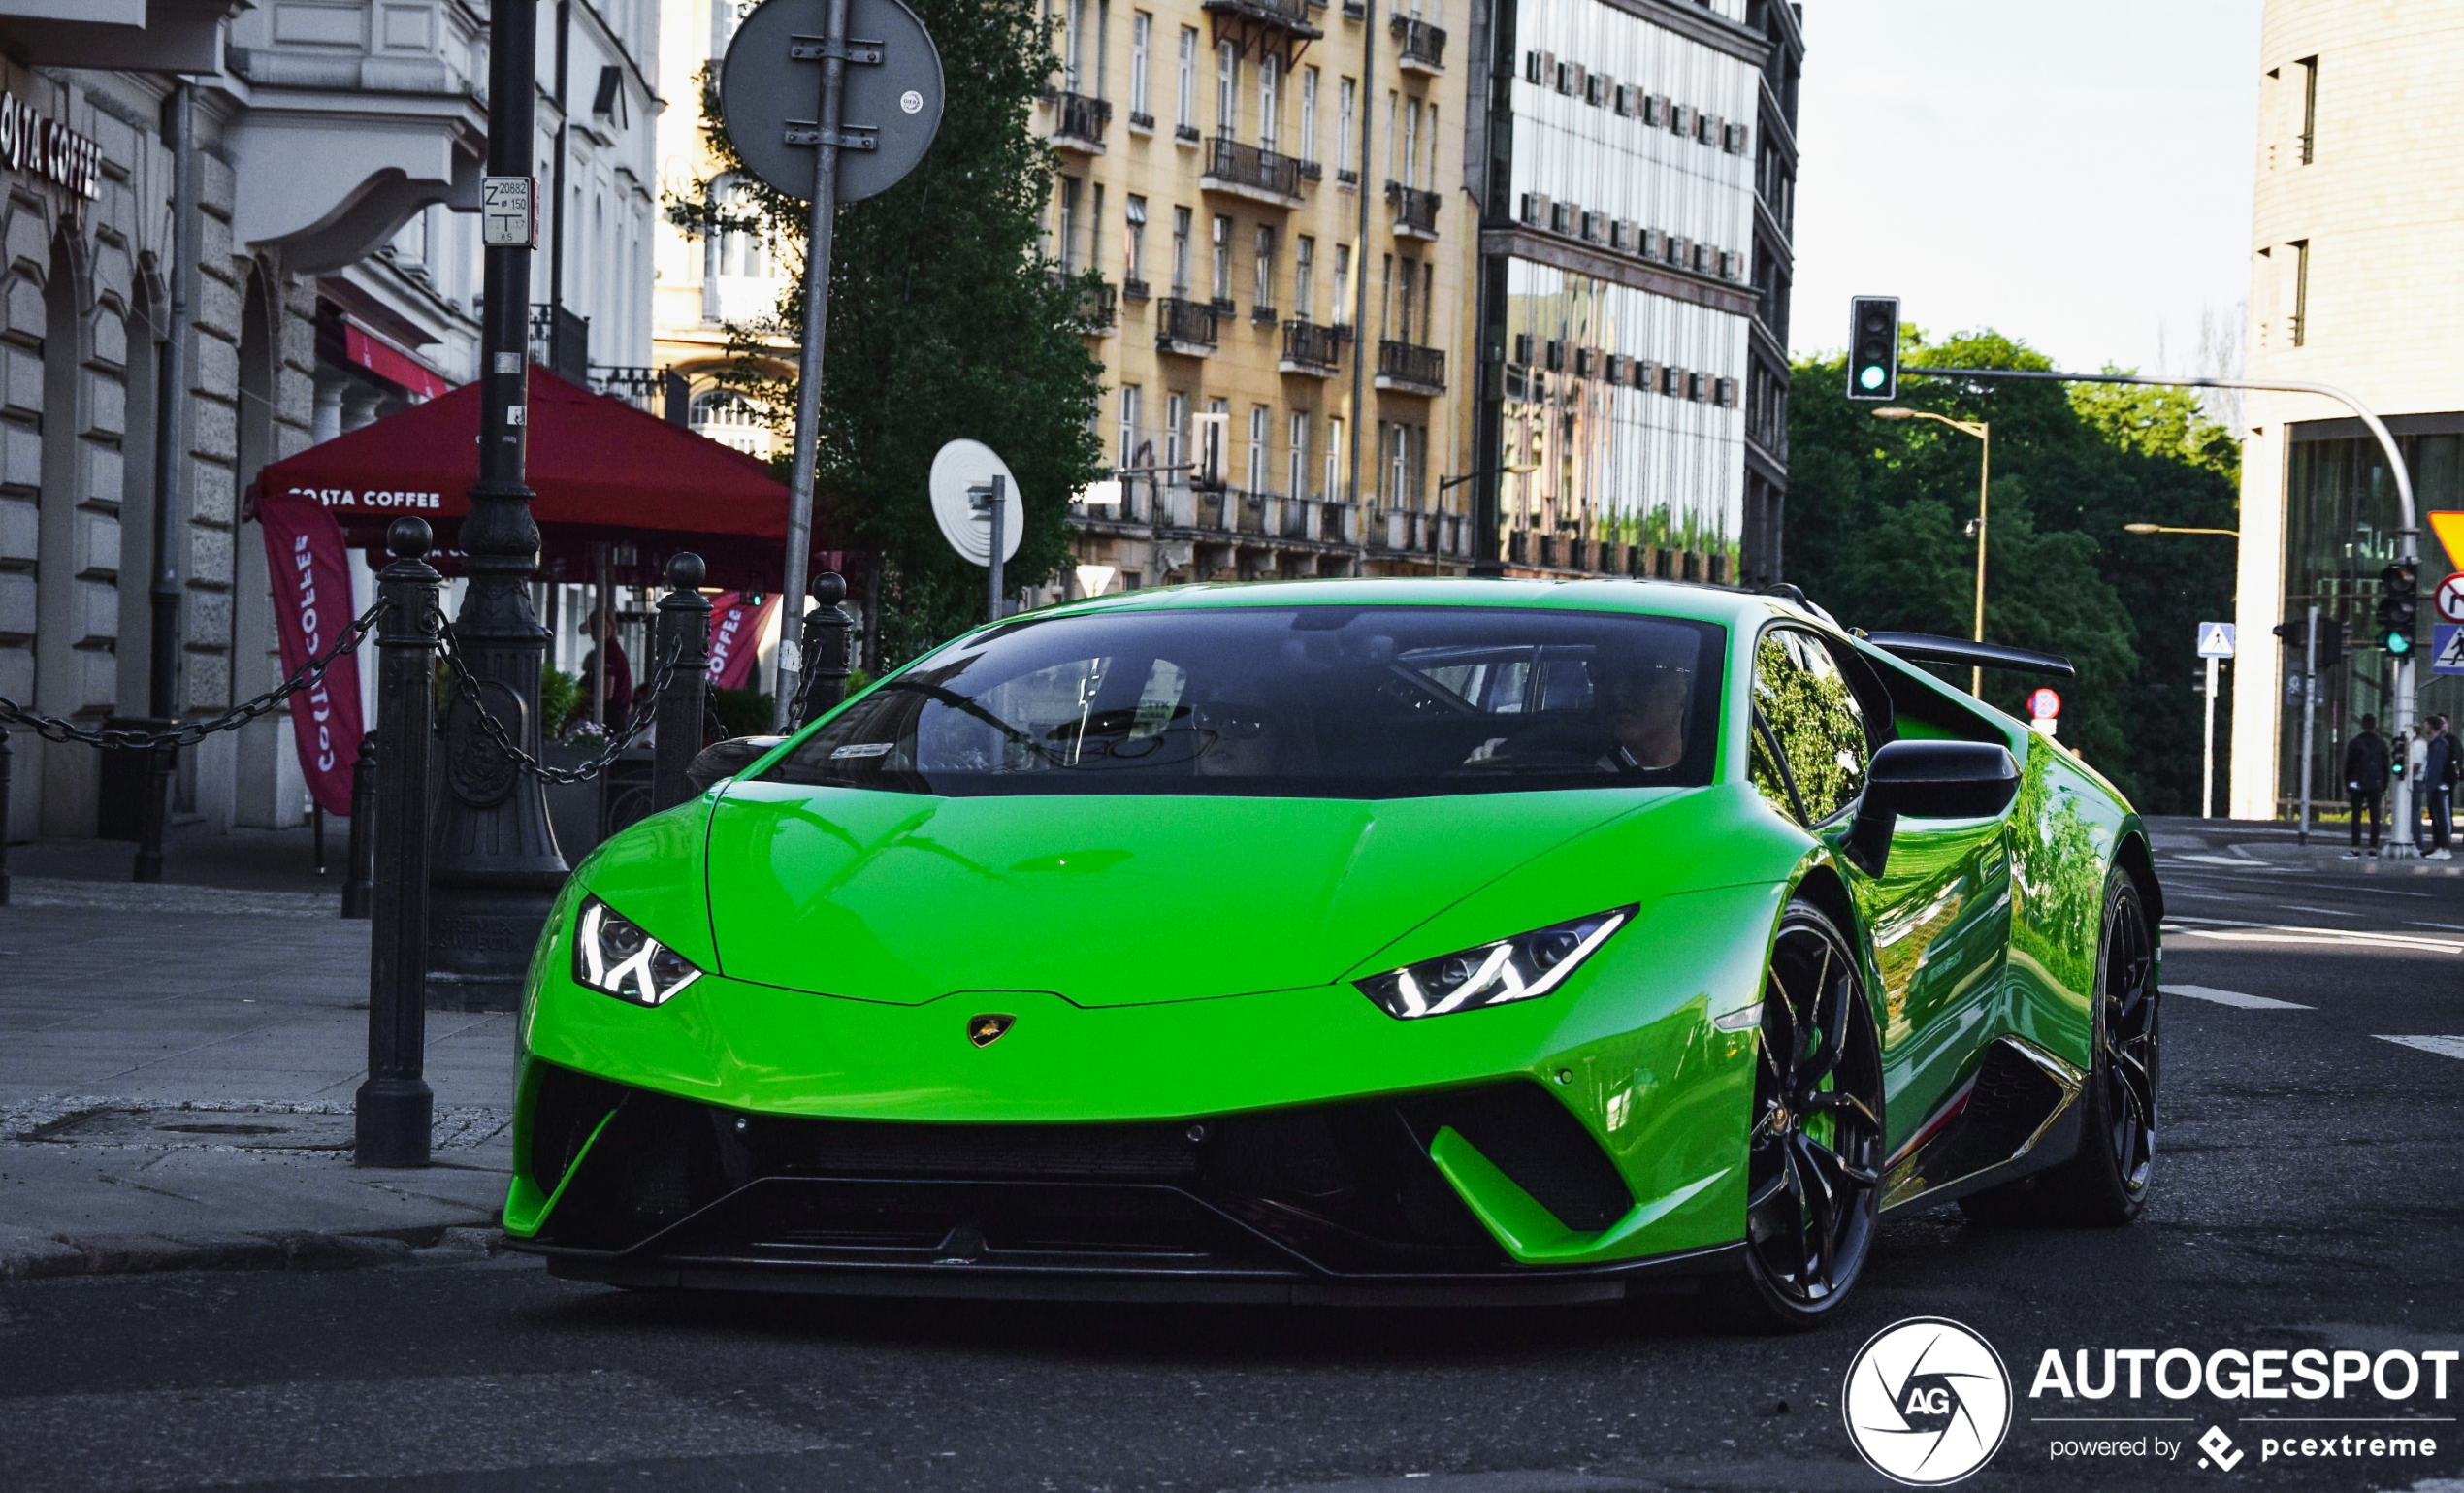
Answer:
[[1071, 278, 1119, 333], [1386, 180, 1440, 240], [1128, 109, 1155, 134], [1050, 90, 1112, 152], [1375, 339, 1445, 394], [1201, 0, 1324, 41], [1121, 276, 1151, 302], [1155, 296, 1219, 356], [1390, 15, 1446, 72], [1279, 319, 1343, 376], [1202, 135, 1305, 207]]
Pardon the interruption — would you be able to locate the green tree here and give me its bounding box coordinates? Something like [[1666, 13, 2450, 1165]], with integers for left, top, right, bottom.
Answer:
[[1787, 329, 2239, 811], [673, 3, 1107, 661]]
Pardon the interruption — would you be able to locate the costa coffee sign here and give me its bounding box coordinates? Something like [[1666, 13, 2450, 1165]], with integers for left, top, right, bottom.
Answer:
[[0, 91, 101, 200]]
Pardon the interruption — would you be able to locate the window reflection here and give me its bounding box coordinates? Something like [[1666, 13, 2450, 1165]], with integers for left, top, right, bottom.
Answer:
[[1753, 629, 1869, 824]]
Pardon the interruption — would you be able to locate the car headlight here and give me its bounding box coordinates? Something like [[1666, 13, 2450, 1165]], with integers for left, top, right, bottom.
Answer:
[[572, 897, 703, 1007], [1356, 905, 1636, 1020]]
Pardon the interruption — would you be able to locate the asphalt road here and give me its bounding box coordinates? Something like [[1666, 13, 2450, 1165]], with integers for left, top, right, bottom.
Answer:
[[4, 821, 2461, 1493]]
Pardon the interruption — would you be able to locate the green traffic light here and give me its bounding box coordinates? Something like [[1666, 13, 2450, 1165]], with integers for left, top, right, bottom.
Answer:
[[1859, 366, 1885, 390], [2384, 629, 2414, 656]]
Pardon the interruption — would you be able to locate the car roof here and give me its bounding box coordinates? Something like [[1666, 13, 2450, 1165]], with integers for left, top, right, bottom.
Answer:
[[1022, 576, 1815, 634]]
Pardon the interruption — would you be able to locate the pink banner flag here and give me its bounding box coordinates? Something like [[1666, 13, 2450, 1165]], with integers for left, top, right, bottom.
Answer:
[[706, 591, 779, 692], [254, 489, 366, 816]]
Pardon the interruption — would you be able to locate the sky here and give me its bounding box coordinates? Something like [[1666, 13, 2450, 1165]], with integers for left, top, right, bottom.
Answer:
[[1790, 0, 2264, 375]]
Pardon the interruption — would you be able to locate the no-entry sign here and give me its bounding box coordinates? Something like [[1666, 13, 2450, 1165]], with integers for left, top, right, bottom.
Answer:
[[2027, 687, 2062, 719]]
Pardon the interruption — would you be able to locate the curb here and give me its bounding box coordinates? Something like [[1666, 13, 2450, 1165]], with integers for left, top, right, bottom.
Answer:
[[0, 1221, 503, 1282]]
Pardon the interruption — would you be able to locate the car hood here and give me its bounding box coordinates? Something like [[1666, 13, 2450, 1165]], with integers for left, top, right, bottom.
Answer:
[[701, 783, 1686, 1006]]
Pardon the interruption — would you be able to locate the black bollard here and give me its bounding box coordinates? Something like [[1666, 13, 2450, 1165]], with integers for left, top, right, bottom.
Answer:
[[357, 518, 441, 1169], [650, 552, 713, 813], [133, 743, 173, 884], [789, 571, 854, 729], [0, 722, 10, 906], [340, 732, 375, 920]]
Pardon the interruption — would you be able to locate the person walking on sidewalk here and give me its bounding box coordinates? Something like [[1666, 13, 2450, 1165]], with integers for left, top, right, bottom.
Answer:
[[2426, 714, 2457, 860], [2344, 714, 2391, 858]]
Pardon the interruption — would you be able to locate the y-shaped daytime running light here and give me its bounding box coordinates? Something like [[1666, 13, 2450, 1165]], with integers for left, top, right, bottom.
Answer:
[[1356, 906, 1635, 1020], [573, 897, 704, 1007]]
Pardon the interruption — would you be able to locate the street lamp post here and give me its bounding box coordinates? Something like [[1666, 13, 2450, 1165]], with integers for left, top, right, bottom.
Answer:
[[427, 0, 569, 1011], [1439, 462, 1540, 576], [2123, 523, 2243, 821], [1872, 407, 1991, 695]]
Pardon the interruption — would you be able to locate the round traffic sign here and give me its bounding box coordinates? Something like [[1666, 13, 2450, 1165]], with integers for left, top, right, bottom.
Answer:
[[2026, 687, 2062, 719], [2436, 571, 2464, 624], [927, 439, 1023, 568], [720, 0, 945, 205]]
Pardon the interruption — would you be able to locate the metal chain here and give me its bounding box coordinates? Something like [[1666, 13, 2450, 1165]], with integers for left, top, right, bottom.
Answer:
[[430, 602, 695, 784], [0, 600, 391, 751]]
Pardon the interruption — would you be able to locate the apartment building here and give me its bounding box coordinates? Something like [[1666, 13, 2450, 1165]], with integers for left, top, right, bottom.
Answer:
[[1041, 0, 1797, 596], [2228, 0, 2464, 819], [1039, 0, 1475, 596]]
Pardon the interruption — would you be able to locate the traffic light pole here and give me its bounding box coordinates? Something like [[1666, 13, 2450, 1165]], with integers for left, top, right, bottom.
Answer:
[[1902, 365, 2421, 854], [2297, 604, 2318, 847]]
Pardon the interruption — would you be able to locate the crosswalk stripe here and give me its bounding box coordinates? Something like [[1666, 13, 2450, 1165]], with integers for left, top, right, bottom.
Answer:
[[2168, 984, 2313, 1011], [2376, 1036, 2464, 1061]]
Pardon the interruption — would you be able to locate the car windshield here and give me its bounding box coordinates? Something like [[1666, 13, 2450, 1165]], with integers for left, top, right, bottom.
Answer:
[[760, 605, 1724, 799]]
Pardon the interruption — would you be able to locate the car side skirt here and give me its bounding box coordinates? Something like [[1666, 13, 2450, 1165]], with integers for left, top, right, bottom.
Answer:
[[1878, 1036, 2087, 1217]]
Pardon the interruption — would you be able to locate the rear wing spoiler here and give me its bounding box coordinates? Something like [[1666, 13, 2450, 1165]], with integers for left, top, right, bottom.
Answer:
[[1862, 632, 2075, 679]]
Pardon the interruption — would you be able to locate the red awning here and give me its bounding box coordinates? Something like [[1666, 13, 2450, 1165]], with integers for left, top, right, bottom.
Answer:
[[249, 365, 811, 588]]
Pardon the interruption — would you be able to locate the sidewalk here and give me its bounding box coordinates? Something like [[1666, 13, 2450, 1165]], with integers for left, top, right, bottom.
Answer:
[[2144, 814, 2464, 876], [0, 848, 517, 1280]]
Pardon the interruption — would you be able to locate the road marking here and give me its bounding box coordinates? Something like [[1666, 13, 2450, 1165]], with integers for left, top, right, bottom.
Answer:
[[2412, 921, 2464, 932], [2163, 916, 2464, 954], [2277, 903, 2359, 917], [2169, 853, 2276, 868], [2168, 984, 2313, 1011], [2375, 1036, 2464, 1061]]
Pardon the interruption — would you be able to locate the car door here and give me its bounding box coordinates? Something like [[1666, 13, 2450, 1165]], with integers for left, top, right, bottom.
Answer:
[[1748, 628, 2012, 1150]]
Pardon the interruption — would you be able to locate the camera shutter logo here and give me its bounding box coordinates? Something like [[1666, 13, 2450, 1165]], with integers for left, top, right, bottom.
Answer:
[[1842, 1316, 2013, 1485]]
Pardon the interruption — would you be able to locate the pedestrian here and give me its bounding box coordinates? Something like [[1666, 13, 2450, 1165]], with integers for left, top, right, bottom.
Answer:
[[2343, 713, 2390, 857], [580, 607, 634, 729], [2426, 713, 2457, 860]]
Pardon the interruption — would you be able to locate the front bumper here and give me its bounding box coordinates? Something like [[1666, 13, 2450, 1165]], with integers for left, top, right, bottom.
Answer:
[[504, 1062, 1743, 1305]]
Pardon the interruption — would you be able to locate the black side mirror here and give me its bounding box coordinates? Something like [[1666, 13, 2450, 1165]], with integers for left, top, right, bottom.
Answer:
[[1843, 739, 2021, 876], [686, 735, 787, 795]]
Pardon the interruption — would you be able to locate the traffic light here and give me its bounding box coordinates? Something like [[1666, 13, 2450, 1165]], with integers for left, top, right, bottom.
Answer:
[[1847, 296, 1899, 401], [2270, 615, 2346, 670], [2378, 561, 2418, 655]]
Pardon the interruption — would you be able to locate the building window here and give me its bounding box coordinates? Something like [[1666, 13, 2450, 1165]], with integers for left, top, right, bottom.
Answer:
[[1211, 213, 1232, 302], [1258, 55, 1281, 152], [1171, 206, 1193, 294], [1384, 90, 1399, 182], [1423, 106, 1437, 189], [1253, 225, 1277, 310], [1176, 26, 1198, 134], [1124, 195, 1148, 284], [689, 387, 764, 455], [1216, 40, 1239, 136], [1248, 404, 1270, 493], [1201, 398, 1229, 486], [2290, 238, 2310, 346], [1300, 67, 1319, 165], [1325, 415, 1344, 498], [1294, 235, 1315, 319], [1130, 13, 1151, 116], [1337, 77, 1355, 172], [1388, 422, 1410, 506], [1089, 184, 1104, 275], [1119, 384, 1143, 471], [1403, 96, 1420, 187], [1332, 243, 1351, 328], [1288, 409, 1310, 499], [1056, 177, 1081, 274], [2298, 54, 2318, 165], [1164, 390, 1187, 473]]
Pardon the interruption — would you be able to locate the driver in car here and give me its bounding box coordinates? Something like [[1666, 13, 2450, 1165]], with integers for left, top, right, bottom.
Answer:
[[1462, 656, 1692, 773]]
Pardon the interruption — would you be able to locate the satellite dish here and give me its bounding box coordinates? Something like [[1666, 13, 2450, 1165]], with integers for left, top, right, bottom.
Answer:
[[928, 439, 1023, 568]]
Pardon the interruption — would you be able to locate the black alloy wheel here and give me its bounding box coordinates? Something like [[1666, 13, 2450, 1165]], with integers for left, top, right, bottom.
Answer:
[[1724, 899, 1885, 1330]]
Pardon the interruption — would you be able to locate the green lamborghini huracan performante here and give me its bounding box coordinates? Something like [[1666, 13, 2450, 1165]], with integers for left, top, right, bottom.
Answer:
[[503, 579, 2160, 1329]]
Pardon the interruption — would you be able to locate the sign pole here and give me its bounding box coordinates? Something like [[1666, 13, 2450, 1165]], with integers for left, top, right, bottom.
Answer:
[[987, 475, 1005, 623], [772, 0, 850, 731], [2297, 603, 2318, 846], [2203, 654, 2219, 821]]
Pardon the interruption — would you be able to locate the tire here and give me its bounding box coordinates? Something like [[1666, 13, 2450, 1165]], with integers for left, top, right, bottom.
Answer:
[[1712, 897, 1887, 1332], [1960, 867, 2158, 1226]]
